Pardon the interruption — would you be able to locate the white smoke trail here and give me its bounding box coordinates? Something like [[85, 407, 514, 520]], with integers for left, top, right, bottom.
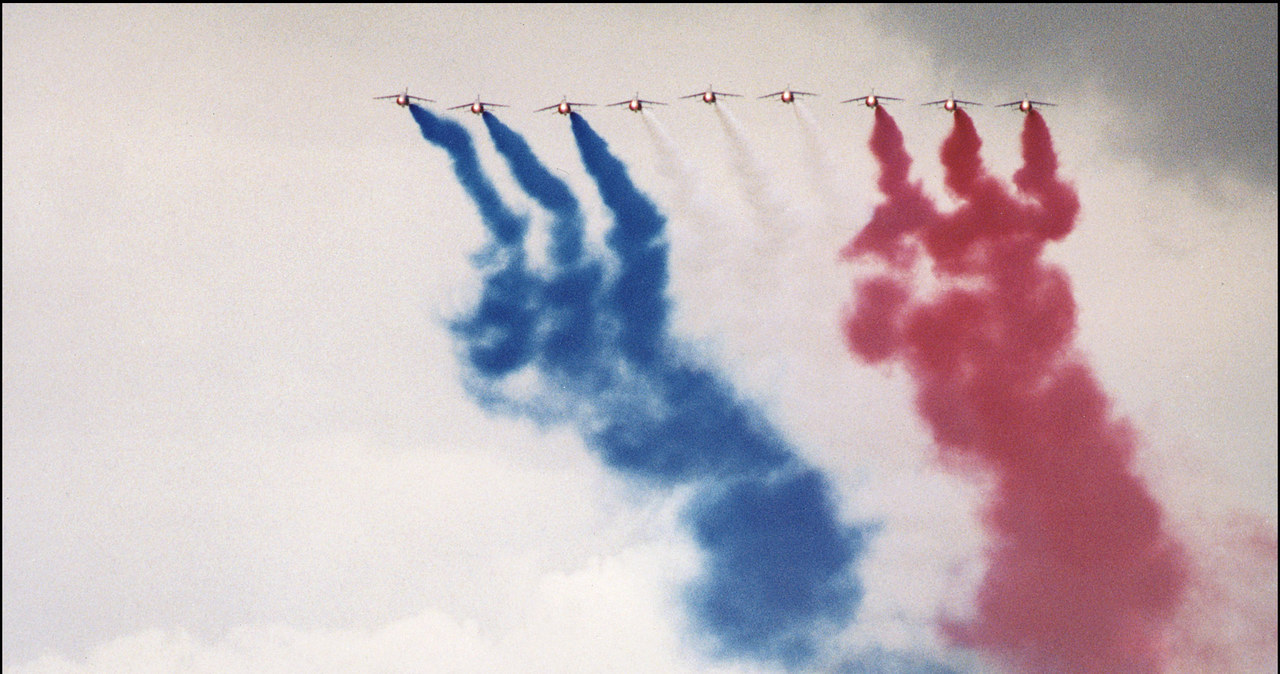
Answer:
[[713, 104, 795, 263], [793, 100, 859, 238], [788, 101, 871, 330], [637, 107, 796, 393], [640, 111, 736, 279]]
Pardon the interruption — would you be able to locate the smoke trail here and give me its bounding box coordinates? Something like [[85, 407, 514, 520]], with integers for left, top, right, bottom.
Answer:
[[483, 113, 586, 267], [843, 108, 1188, 672], [793, 100, 856, 235], [567, 111, 871, 667], [640, 112, 693, 205], [482, 113, 604, 376], [640, 110, 800, 404], [709, 103, 826, 389], [568, 112, 671, 367], [408, 105, 538, 378], [414, 105, 874, 667], [714, 105, 793, 260], [641, 109, 758, 345], [843, 108, 934, 270], [640, 111, 731, 277]]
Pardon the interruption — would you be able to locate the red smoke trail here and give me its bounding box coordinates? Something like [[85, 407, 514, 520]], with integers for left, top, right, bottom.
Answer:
[[843, 107, 1189, 672]]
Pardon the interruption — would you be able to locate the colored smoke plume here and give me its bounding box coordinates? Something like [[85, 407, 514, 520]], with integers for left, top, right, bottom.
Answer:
[[842, 107, 1189, 672], [482, 112, 603, 376], [408, 105, 538, 378], [412, 103, 871, 668], [569, 111, 870, 665]]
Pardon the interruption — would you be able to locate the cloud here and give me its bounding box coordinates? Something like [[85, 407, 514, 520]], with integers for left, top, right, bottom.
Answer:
[[3, 531, 786, 674], [872, 4, 1278, 181]]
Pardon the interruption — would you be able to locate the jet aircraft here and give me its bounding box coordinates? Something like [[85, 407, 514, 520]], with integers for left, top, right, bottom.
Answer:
[[535, 96, 595, 115], [996, 96, 1056, 113], [679, 86, 742, 104], [447, 96, 510, 115], [374, 88, 434, 107], [606, 93, 667, 112], [759, 85, 818, 104], [840, 92, 904, 108], [921, 93, 982, 112]]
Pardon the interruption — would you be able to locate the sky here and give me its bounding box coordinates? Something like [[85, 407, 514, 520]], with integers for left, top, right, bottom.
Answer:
[[3, 4, 1276, 673]]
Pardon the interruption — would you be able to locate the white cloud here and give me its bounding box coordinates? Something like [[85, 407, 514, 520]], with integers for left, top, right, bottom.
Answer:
[[4, 535, 780, 674]]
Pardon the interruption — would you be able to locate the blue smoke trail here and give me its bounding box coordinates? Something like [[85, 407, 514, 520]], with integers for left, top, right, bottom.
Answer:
[[569, 111, 871, 667], [482, 113, 585, 266], [408, 104, 539, 378], [568, 113, 670, 367], [409, 106, 525, 247], [482, 113, 604, 377]]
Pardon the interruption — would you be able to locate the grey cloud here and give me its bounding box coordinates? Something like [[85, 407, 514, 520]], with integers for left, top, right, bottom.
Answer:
[[874, 4, 1277, 183]]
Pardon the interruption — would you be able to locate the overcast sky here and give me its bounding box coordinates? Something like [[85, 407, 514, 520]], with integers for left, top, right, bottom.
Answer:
[[3, 5, 1275, 673]]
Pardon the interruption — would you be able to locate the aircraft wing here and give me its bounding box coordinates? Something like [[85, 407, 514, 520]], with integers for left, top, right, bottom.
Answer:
[[681, 91, 740, 99], [373, 95, 399, 100], [1028, 100, 1056, 106], [533, 103, 560, 112], [922, 98, 982, 106], [758, 91, 786, 99]]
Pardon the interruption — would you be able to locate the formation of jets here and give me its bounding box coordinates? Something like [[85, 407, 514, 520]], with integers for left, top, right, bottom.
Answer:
[[377, 87, 1056, 114]]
